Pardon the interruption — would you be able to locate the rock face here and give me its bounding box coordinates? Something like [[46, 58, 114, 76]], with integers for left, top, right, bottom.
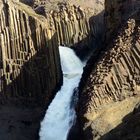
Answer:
[[32, 0, 104, 15], [105, 0, 140, 41], [21, 0, 105, 59], [0, 1, 62, 140], [78, 5, 140, 140], [33, 1, 104, 48], [0, 0, 61, 105], [46, 3, 90, 48]]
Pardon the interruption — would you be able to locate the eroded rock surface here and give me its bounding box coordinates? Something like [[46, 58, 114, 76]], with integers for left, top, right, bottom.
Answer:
[[78, 9, 140, 140], [33, 1, 104, 48], [20, 0, 105, 58], [0, 1, 62, 140], [0, 0, 61, 104]]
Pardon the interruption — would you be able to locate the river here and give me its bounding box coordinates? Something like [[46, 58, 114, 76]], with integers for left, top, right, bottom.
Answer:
[[39, 46, 85, 140]]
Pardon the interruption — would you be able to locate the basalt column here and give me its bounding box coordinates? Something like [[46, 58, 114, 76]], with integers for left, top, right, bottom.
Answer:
[[0, 1, 62, 140], [78, 7, 140, 140], [0, 0, 62, 106], [30, 1, 105, 53]]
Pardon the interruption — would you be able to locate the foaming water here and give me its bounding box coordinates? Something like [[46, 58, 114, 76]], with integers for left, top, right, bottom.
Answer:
[[39, 46, 84, 140]]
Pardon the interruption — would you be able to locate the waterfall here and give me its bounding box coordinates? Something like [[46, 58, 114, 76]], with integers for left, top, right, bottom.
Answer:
[[39, 46, 84, 140]]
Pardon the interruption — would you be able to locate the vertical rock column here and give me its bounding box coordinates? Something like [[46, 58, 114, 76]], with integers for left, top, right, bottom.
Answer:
[[49, 3, 90, 48], [78, 10, 140, 140], [0, 0, 62, 105]]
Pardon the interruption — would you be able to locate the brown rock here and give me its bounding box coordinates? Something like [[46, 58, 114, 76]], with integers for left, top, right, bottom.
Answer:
[[0, 0, 62, 105], [0, 0, 62, 140], [78, 9, 140, 140], [20, 0, 105, 58]]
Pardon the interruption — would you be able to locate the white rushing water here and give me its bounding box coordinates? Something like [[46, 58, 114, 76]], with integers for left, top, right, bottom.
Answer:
[[39, 46, 84, 140]]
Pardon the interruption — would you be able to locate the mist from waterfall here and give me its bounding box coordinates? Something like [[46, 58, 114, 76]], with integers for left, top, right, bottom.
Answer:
[[39, 46, 84, 140]]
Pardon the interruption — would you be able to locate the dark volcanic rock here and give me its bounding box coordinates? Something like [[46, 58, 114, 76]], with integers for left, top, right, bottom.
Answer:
[[19, 0, 34, 6], [0, 105, 43, 140]]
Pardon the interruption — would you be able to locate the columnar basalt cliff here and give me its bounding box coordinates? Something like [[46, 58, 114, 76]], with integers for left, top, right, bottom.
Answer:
[[46, 3, 90, 48], [78, 5, 140, 140], [35, 2, 104, 48], [0, 1, 62, 139], [21, 0, 105, 57], [2, 0, 140, 140], [0, 0, 61, 105]]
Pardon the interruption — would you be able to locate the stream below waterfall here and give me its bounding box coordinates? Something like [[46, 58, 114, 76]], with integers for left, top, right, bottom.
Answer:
[[39, 46, 85, 140]]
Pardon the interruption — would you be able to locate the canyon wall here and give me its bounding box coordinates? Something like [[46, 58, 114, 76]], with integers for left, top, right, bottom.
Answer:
[[0, 0, 62, 105], [45, 3, 90, 48], [20, 0, 105, 58], [105, 0, 140, 42], [0, 1, 62, 140], [78, 1, 140, 140]]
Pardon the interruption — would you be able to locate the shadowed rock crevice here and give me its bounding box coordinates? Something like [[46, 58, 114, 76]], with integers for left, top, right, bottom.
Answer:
[[105, 0, 140, 42]]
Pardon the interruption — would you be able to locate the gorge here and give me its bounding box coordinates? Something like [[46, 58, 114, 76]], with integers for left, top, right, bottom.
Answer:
[[39, 46, 85, 140], [0, 0, 140, 140]]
